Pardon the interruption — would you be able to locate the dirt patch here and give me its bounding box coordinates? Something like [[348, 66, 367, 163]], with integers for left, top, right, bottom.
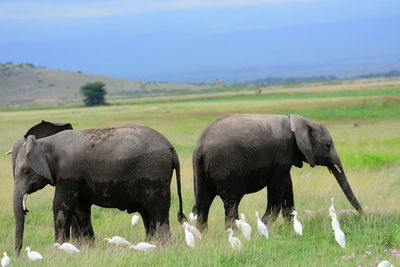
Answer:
[[84, 127, 117, 145]]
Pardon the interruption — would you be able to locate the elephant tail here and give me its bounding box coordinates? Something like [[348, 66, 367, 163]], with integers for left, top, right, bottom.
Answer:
[[173, 150, 187, 224]]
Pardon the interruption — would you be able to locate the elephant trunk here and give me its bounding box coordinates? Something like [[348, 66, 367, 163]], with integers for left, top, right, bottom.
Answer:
[[13, 187, 27, 256], [329, 149, 363, 213]]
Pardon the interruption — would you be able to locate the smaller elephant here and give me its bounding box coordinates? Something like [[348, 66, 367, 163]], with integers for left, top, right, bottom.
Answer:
[[10, 122, 95, 250], [191, 114, 362, 231], [11, 121, 186, 255]]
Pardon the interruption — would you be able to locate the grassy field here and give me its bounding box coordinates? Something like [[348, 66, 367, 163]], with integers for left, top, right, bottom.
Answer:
[[0, 79, 399, 266]]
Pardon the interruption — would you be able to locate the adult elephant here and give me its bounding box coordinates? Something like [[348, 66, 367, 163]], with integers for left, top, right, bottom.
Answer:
[[191, 114, 362, 230], [10, 121, 186, 255]]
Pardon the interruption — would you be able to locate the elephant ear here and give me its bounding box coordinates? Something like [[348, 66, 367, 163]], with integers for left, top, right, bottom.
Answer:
[[24, 120, 72, 140], [289, 114, 315, 167], [25, 135, 54, 184]]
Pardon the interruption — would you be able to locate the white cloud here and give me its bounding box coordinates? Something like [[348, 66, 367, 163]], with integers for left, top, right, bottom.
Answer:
[[0, 0, 319, 19]]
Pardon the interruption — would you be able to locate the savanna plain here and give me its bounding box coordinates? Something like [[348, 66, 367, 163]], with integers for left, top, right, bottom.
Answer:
[[0, 79, 399, 266]]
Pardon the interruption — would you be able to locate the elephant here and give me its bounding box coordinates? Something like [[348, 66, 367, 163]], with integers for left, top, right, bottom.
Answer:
[[10, 121, 186, 255], [191, 114, 362, 231]]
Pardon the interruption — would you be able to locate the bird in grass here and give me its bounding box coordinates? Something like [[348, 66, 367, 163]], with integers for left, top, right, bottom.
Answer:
[[235, 219, 252, 241], [131, 215, 140, 226], [183, 223, 195, 248], [334, 227, 346, 248], [255, 211, 269, 238], [26, 247, 43, 261], [1, 252, 10, 267], [329, 197, 336, 215], [239, 213, 247, 223], [54, 242, 80, 254], [129, 242, 156, 251], [227, 228, 242, 252], [236, 213, 252, 240], [189, 212, 197, 223], [377, 260, 395, 267], [291, 211, 303, 236], [104, 236, 131, 246], [183, 222, 202, 240], [330, 212, 341, 230]]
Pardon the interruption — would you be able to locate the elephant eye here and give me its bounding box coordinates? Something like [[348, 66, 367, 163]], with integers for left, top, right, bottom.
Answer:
[[326, 142, 332, 149]]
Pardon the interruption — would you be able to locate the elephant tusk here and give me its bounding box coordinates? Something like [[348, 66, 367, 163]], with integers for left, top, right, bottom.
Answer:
[[4, 149, 12, 155], [22, 193, 28, 213], [334, 164, 342, 174]]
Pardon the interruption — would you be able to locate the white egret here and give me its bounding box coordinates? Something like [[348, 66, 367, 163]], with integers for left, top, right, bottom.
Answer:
[[26, 247, 43, 261], [54, 242, 80, 254], [189, 212, 197, 223], [129, 242, 156, 251], [1, 252, 10, 267], [334, 228, 346, 248], [377, 260, 394, 267], [329, 197, 336, 215], [235, 219, 252, 241], [330, 212, 341, 230], [183, 223, 195, 248], [291, 211, 303, 236], [255, 211, 269, 238], [183, 222, 202, 240], [227, 228, 242, 252], [131, 215, 140, 226], [237, 213, 252, 240], [104, 236, 131, 246]]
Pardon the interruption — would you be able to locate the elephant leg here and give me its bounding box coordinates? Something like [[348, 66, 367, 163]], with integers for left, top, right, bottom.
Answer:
[[70, 201, 95, 242], [140, 210, 152, 239], [53, 183, 79, 243], [222, 197, 242, 229], [141, 187, 171, 242], [262, 168, 290, 225], [150, 199, 171, 242], [281, 178, 295, 222], [194, 177, 216, 232]]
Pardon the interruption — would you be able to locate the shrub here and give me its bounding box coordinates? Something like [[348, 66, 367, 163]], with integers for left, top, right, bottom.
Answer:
[[80, 81, 107, 107]]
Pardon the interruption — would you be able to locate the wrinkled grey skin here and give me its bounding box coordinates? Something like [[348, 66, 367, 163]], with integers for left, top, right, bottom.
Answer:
[[12, 121, 186, 256], [192, 114, 362, 231]]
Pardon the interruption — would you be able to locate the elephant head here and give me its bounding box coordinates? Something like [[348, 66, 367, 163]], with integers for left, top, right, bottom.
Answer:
[[10, 121, 72, 255], [289, 114, 362, 213]]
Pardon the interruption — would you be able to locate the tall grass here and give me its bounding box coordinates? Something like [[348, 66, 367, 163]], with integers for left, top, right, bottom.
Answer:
[[0, 80, 399, 266]]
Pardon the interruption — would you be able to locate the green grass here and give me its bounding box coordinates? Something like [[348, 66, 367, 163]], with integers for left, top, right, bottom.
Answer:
[[109, 83, 400, 106], [0, 79, 399, 266]]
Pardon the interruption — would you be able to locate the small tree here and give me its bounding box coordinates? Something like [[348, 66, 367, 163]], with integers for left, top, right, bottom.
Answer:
[[80, 81, 107, 106]]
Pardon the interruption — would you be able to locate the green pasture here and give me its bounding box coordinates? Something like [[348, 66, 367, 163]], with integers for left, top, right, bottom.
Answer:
[[0, 79, 399, 266]]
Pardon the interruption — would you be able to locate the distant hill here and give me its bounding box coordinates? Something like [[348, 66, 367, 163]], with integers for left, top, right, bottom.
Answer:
[[0, 63, 211, 107], [247, 70, 400, 85], [2, 62, 399, 108], [356, 70, 400, 79]]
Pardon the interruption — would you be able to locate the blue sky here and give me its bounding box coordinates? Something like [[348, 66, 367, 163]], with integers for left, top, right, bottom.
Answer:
[[1, 0, 399, 82]]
